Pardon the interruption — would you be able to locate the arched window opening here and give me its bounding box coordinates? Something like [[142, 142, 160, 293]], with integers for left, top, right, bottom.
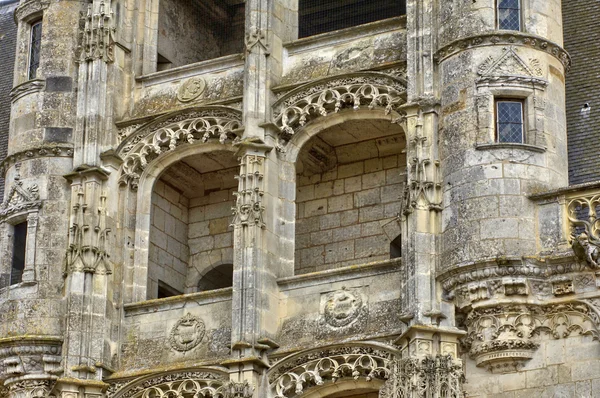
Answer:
[[294, 119, 406, 274], [298, 0, 406, 38], [390, 234, 401, 259], [147, 151, 238, 299], [157, 0, 245, 70], [197, 263, 233, 292]]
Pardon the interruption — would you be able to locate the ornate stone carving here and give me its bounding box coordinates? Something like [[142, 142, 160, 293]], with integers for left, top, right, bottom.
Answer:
[[245, 28, 269, 55], [118, 109, 242, 189], [7, 380, 54, 398], [322, 287, 363, 328], [10, 79, 45, 103], [568, 194, 600, 269], [379, 355, 465, 398], [177, 77, 206, 103], [551, 277, 574, 296], [0, 146, 74, 177], [403, 133, 442, 214], [231, 154, 265, 229], [273, 72, 407, 149], [108, 371, 228, 398], [65, 181, 111, 275], [80, 0, 116, 63], [434, 32, 571, 73], [462, 303, 600, 372], [169, 314, 206, 352], [0, 166, 42, 220], [477, 47, 548, 87], [269, 345, 394, 398], [14, 0, 50, 22]]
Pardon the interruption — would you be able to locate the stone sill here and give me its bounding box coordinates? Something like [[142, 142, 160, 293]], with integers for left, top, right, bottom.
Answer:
[[284, 16, 407, 55], [136, 53, 244, 87], [475, 143, 546, 153], [123, 287, 232, 317], [529, 179, 600, 200], [277, 258, 402, 291]]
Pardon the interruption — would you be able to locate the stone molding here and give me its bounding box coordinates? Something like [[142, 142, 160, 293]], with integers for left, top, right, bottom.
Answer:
[[267, 342, 398, 398], [10, 79, 45, 103], [116, 107, 242, 189], [107, 369, 240, 398], [476, 46, 548, 88], [272, 72, 407, 150], [462, 302, 600, 373], [0, 146, 74, 177], [379, 355, 465, 398], [14, 0, 49, 23], [0, 170, 41, 222], [434, 32, 571, 73]]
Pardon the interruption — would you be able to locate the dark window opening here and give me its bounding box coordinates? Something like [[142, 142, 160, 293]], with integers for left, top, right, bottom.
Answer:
[[390, 234, 402, 259], [10, 222, 27, 285], [157, 280, 183, 298], [157, 0, 245, 70], [299, 0, 406, 38], [497, 0, 521, 31], [496, 99, 524, 143], [28, 21, 42, 80], [197, 263, 233, 292]]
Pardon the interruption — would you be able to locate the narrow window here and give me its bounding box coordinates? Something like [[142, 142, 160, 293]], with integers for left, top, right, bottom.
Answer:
[[157, 280, 182, 298], [390, 235, 402, 259], [10, 222, 27, 285], [496, 100, 524, 143], [497, 0, 521, 31], [28, 21, 42, 80]]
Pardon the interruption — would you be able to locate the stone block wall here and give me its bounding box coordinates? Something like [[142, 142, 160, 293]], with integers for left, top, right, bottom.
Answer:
[[148, 179, 190, 298], [295, 150, 405, 274]]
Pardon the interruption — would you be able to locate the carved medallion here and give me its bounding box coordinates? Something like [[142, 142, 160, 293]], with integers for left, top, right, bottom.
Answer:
[[177, 77, 206, 103], [169, 313, 205, 352], [323, 287, 363, 328]]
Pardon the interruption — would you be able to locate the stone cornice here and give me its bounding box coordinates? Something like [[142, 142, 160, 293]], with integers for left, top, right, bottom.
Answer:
[[0, 145, 74, 176], [10, 79, 45, 103], [435, 32, 571, 73]]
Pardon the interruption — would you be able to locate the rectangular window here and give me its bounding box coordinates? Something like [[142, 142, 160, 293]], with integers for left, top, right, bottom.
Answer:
[[28, 21, 42, 80], [10, 222, 27, 285], [496, 100, 524, 143], [497, 0, 521, 31]]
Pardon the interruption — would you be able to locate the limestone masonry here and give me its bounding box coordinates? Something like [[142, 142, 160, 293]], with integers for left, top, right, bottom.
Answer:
[[0, 0, 599, 397]]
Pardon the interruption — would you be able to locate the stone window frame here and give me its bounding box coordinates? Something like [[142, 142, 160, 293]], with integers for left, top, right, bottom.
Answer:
[[494, 98, 525, 144], [27, 19, 43, 80], [496, 0, 522, 32], [14, 2, 48, 85], [0, 211, 39, 290], [475, 84, 546, 151]]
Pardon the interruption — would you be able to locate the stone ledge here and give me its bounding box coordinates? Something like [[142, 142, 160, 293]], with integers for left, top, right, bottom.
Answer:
[[123, 287, 232, 317], [277, 258, 402, 290], [475, 142, 546, 153], [529, 180, 600, 200]]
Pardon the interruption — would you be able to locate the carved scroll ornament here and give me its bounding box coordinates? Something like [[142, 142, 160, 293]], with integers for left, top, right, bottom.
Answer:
[[118, 109, 242, 189], [273, 73, 407, 149], [568, 194, 600, 268]]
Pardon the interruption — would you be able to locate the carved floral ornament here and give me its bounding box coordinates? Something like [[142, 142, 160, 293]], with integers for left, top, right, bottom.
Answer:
[[108, 370, 253, 398], [267, 343, 398, 398], [272, 73, 407, 150], [117, 107, 242, 189], [462, 302, 600, 373], [568, 194, 600, 269]]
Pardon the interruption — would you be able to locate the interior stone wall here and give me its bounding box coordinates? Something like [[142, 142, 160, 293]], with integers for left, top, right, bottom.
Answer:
[[295, 138, 405, 274], [148, 179, 190, 298]]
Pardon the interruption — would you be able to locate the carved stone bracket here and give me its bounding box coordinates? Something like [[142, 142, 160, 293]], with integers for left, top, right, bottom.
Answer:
[[272, 72, 407, 150], [462, 302, 600, 373], [80, 0, 116, 63], [117, 108, 242, 190], [107, 370, 233, 398], [379, 355, 465, 398], [568, 194, 600, 269], [267, 343, 398, 398]]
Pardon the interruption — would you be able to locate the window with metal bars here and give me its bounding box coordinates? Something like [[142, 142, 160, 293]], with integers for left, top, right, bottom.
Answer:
[[28, 21, 42, 80], [298, 0, 406, 38], [497, 0, 521, 31], [496, 100, 524, 143]]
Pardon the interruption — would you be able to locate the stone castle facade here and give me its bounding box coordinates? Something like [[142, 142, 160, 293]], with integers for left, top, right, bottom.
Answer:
[[0, 0, 599, 397]]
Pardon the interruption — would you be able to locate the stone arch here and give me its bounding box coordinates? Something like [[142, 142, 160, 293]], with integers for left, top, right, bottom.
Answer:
[[117, 106, 242, 190], [109, 367, 230, 398], [196, 260, 234, 292], [267, 341, 399, 398]]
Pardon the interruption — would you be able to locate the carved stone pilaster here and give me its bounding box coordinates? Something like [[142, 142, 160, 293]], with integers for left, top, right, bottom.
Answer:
[[462, 302, 600, 373], [231, 154, 266, 229], [80, 0, 116, 63]]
